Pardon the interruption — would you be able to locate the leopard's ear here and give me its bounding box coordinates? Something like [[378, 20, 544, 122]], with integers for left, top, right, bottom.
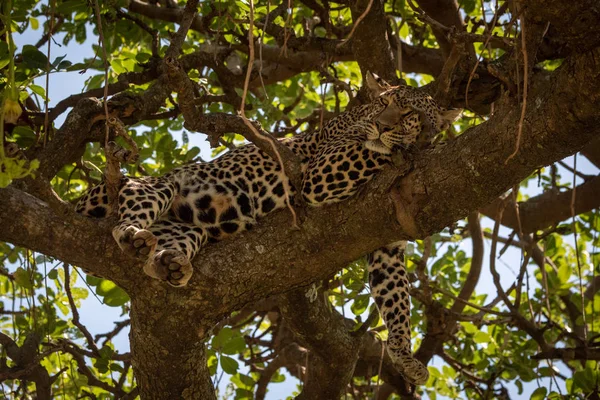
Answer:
[[365, 71, 391, 99]]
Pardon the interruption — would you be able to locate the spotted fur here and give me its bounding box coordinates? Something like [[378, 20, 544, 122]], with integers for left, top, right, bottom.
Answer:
[[76, 72, 460, 385]]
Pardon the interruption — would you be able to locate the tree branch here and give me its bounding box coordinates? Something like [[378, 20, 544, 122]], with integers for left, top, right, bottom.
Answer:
[[481, 174, 600, 234], [280, 287, 361, 399], [531, 347, 600, 361]]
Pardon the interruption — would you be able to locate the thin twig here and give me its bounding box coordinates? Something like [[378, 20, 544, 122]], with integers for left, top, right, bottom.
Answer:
[[64, 264, 100, 356], [450, 212, 484, 315], [91, 0, 110, 149], [337, 0, 374, 48], [94, 319, 131, 347], [56, 340, 126, 395], [427, 286, 509, 316], [115, 8, 160, 57], [239, 0, 298, 227], [92, 0, 122, 217], [489, 201, 513, 308], [257, 0, 270, 98], [505, 12, 528, 164], [373, 341, 385, 399], [34, 17, 63, 49], [43, 0, 56, 147], [353, 306, 379, 337], [570, 154, 588, 340]]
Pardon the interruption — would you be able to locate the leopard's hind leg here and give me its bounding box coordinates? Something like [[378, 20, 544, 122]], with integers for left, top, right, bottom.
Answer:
[[111, 177, 178, 260], [368, 242, 429, 385], [143, 218, 208, 287]]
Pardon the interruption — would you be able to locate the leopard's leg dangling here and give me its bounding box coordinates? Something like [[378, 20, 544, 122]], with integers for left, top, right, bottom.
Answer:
[[142, 218, 208, 287], [368, 242, 429, 385], [111, 177, 178, 261]]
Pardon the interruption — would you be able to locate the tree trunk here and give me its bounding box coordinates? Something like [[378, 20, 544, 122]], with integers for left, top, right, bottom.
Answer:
[[129, 290, 216, 400]]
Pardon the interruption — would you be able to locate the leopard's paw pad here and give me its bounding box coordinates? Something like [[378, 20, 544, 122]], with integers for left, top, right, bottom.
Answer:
[[145, 250, 193, 287], [114, 227, 157, 260]]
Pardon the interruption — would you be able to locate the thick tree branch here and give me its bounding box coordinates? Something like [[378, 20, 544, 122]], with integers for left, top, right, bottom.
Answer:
[[128, 0, 211, 34], [280, 287, 361, 399], [414, 0, 472, 58], [526, 0, 600, 54], [481, 174, 600, 234], [531, 347, 600, 361], [582, 136, 600, 169], [349, 0, 397, 83]]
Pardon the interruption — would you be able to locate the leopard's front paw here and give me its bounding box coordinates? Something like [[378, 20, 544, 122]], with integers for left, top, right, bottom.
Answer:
[[144, 250, 193, 287], [113, 226, 157, 260]]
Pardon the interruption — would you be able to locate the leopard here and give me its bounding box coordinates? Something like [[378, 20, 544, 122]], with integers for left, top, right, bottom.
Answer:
[[76, 72, 461, 385]]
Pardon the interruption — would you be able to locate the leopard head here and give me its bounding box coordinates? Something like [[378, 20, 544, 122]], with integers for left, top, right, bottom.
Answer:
[[365, 72, 462, 150]]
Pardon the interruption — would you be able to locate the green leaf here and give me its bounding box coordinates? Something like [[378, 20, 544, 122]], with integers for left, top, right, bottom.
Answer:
[[0, 41, 9, 59], [222, 335, 246, 355], [99, 344, 115, 359], [11, 126, 37, 148], [48, 269, 58, 280], [231, 373, 255, 389], [461, 322, 478, 334], [29, 17, 39, 30], [110, 362, 124, 372], [207, 349, 218, 375], [572, 368, 597, 392], [212, 327, 234, 350], [350, 293, 370, 316], [220, 355, 239, 375], [530, 387, 547, 400], [14, 267, 34, 290], [234, 388, 254, 399], [22, 45, 49, 70], [557, 262, 571, 283], [185, 147, 201, 162], [94, 357, 109, 374], [56, 0, 88, 15], [95, 279, 130, 307], [473, 331, 490, 344], [86, 274, 102, 286], [96, 279, 117, 296], [57, 60, 73, 70], [29, 84, 47, 100], [270, 370, 286, 383]]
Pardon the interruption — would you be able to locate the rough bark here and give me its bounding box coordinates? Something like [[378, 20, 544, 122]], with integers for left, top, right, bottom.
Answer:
[[350, 0, 397, 83], [128, 293, 216, 400]]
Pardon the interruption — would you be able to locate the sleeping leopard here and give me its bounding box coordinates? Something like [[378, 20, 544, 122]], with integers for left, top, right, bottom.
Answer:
[[76, 72, 461, 385]]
